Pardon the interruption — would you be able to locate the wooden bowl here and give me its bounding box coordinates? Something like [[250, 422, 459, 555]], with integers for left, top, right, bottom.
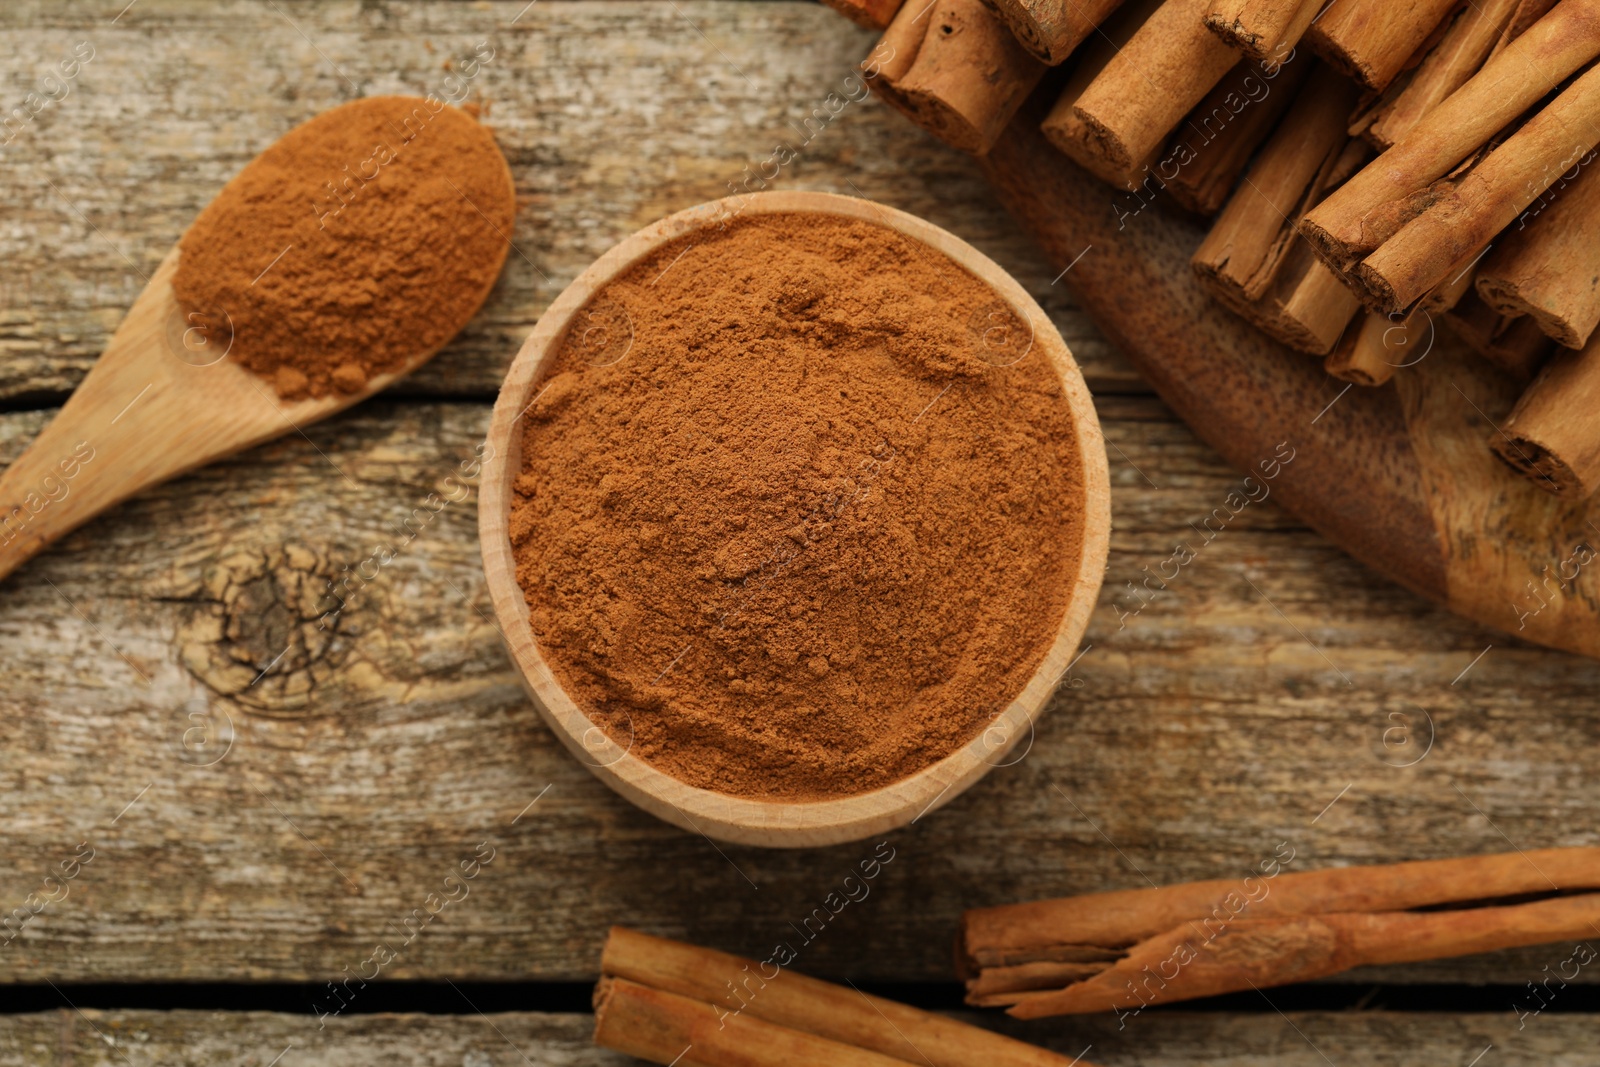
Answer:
[[480, 191, 1110, 847]]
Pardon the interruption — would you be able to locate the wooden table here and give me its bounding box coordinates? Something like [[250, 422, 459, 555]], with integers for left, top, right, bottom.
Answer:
[[3, 1, 1597, 1063]]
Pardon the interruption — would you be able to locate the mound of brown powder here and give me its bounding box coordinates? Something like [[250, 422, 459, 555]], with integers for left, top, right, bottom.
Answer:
[[510, 213, 1085, 800], [174, 95, 514, 399]]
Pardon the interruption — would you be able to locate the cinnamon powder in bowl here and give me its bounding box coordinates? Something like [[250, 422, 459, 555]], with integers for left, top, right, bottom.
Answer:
[[481, 192, 1108, 842]]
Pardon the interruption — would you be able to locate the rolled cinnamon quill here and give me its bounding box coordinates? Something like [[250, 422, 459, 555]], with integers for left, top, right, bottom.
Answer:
[[962, 846, 1600, 1017], [1354, 62, 1600, 314], [1040, 0, 1165, 189], [1258, 247, 1362, 354], [868, 0, 1046, 155], [1192, 65, 1362, 353], [987, 0, 1126, 64], [1324, 308, 1432, 386], [602, 927, 1091, 1067], [1205, 0, 1319, 63], [1067, 0, 1239, 179], [1301, 0, 1600, 273], [1476, 153, 1600, 348], [1164, 55, 1310, 215], [1492, 333, 1600, 497], [1305, 0, 1458, 92], [965, 846, 1600, 963], [595, 979, 916, 1067], [1352, 0, 1530, 150], [1003, 893, 1600, 1017]]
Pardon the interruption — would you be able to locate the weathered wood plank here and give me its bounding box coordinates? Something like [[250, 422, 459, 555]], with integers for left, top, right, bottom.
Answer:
[[4, 0, 1600, 1020], [2, 400, 1597, 987], [0, 1009, 1590, 1066], [0, 0, 1135, 404], [0, 1010, 626, 1067]]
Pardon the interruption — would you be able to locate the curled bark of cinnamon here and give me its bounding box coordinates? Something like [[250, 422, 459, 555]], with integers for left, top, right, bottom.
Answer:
[[1005, 894, 1600, 1017], [962, 848, 1600, 1019], [1164, 55, 1310, 215], [986, 0, 1126, 64], [1039, 0, 1165, 189], [1192, 64, 1362, 353], [1304, 0, 1458, 91], [1352, 62, 1600, 314], [1492, 334, 1600, 497], [1204, 0, 1319, 62], [1476, 153, 1600, 348], [1324, 308, 1431, 386], [601, 927, 1092, 1067], [868, 0, 1046, 155], [1301, 0, 1600, 273], [595, 978, 915, 1067], [1351, 0, 1529, 150], [1065, 0, 1239, 179]]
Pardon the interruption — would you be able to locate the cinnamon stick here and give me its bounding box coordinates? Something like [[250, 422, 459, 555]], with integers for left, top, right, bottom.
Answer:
[[868, 0, 1047, 155], [1323, 308, 1430, 386], [603, 927, 1091, 1067], [1066, 0, 1240, 179], [1492, 333, 1600, 496], [594, 978, 916, 1067], [1444, 288, 1554, 383], [1004, 893, 1600, 1017], [1304, 0, 1458, 92], [1352, 0, 1527, 150], [1301, 0, 1600, 273], [1353, 62, 1600, 314], [1501, 0, 1564, 39], [1040, 0, 1165, 189], [821, 0, 908, 31], [986, 0, 1126, 65], [1257, 245, 1362, 354], [1205, 0, 1320, 63], [1164, 55, 1310, 215], [960, 847, 1600, 971], [965, 959, 1116, 1003], [1476, 152, 1600, 348], [1192, 65, 1362, 352]]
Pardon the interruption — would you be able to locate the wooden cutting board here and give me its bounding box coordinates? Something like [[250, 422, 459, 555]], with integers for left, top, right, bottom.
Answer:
[[978, 116, 1600, 660]]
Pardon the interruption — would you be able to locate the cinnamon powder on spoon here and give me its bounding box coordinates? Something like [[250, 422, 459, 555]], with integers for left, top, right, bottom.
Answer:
[[510, 213, 1085, 800], [174, 95, 513, 399]]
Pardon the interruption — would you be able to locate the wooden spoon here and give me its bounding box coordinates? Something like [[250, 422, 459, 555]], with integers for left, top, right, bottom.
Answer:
[[0, 98, 516, 583]]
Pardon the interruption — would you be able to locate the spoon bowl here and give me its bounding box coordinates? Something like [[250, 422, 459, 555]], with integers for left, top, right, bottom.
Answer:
[[0, 97, 516, 582]]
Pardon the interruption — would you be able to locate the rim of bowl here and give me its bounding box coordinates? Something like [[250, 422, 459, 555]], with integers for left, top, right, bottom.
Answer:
[[479, 191, 1110, 848]]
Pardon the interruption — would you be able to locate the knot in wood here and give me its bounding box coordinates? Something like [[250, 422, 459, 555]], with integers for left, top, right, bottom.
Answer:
[[178, 543, 353, 716]]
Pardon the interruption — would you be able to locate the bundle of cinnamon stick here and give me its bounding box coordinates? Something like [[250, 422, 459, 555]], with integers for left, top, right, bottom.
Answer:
[[834, 0, 1600, 497], [959, 847, 1600, 1017], [592, 926, 1091, 1066]]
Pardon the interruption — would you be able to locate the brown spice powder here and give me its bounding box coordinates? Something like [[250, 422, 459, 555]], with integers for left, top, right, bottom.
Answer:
[[510, 213, 1085, 800], [174, 95, 513, 399]]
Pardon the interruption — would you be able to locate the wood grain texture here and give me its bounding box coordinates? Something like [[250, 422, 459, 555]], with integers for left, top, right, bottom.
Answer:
[[0, 0, 1135, 404], [1, 1009, 1597, 1066], [4, 399, 1600, 988], [0, 1011, 627, 1067], [479, 190, 1110, 846], [2, 0, 1600, 1027]]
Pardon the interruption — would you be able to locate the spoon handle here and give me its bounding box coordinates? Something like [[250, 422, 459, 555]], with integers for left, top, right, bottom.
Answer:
[[0, 253, 186, 580], [0, 250, 303, 582]]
